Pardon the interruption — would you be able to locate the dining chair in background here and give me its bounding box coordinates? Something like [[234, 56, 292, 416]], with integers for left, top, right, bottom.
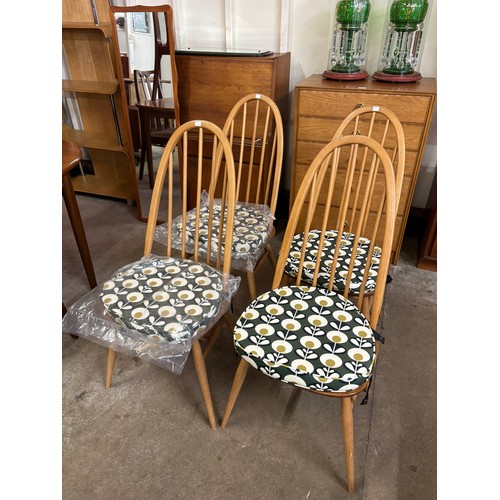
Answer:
[[283, 104, 405, 319]]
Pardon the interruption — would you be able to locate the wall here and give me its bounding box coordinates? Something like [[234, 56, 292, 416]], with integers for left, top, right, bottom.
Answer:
[[128, 0, 437, 205]]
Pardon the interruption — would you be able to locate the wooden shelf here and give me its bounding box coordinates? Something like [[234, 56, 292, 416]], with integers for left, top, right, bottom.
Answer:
[[62, 128, 124, 152], [62, 79, 118, 94], [62, 22, 113, 38], [71, 175, 136, 201]]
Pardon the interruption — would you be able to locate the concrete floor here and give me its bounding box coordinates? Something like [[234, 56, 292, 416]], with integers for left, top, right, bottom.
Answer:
[[62, 151, 437, 499]]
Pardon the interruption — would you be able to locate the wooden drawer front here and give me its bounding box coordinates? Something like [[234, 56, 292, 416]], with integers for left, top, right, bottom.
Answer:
[[293, 161, 414, 217], [298, 90, 431, 124], [177, 58, 275, 127], [295, 141, 418, 179], [297, 205, 403, 255], [296, 116, 425, 153]]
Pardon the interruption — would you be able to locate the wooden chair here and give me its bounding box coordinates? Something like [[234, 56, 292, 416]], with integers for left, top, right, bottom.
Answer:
[[220, 135, 397, 493], [221, 93, 284, 300], [284, 105, 405, 318], [63, 120, 237, 430], [134, 69, 176, 186]]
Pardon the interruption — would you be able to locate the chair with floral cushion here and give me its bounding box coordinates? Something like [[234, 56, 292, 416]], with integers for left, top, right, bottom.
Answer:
[[284, 105, 405, 319], [154, 94, 284, 300], [220, 134, 397, 492], [62, 120, 238, 430], [221, 93, 284, 300]]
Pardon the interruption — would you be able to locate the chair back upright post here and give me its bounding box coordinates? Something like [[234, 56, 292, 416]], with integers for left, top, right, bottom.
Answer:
[[274, 135, 396, 329], [144, 120, 236, 276], [134, 69, 163, 102], [222, 93, 284, 217]]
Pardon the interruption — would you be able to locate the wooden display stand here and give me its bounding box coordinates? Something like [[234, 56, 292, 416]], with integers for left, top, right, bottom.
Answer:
[[62, 0, 143, 219], [290, 74, 437, 264]]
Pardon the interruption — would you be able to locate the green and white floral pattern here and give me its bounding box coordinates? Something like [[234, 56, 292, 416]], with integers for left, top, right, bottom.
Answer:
[[100, 255, 237, 343], [285, 230, 381, 294], [234, 285, 376, 393], [154, 198, 274, 272]]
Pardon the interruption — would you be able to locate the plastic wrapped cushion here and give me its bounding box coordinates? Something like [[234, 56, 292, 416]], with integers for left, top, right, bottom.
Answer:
[[154, 192, 274, 272], [62, 254, 240, 374]]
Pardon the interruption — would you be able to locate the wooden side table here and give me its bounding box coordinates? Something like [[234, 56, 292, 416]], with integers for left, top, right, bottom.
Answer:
[[62, 140, 97, 289]]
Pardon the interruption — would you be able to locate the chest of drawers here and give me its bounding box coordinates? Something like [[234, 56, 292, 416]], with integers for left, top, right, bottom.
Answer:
[[290, 75, 436, 264]]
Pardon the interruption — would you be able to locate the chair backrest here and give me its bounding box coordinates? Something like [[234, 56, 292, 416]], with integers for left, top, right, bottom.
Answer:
[[333, 105, 405, 209], [144, 120, 236, 275], [222, 93, 284, 216], [274, 135, 396, 328], [134, 69, 163, 102]]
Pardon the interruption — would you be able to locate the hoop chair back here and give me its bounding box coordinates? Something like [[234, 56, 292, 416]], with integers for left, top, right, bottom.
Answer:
[[222, 93, 284, 216], [332, 105, 405, 209], [145, 120, 236, 275], [275, 134, 397, 326]]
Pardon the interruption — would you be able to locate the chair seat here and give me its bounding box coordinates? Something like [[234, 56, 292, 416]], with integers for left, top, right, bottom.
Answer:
[[100, 255, 233, 343], [285, 230, 381, 294], [234, 285, 376, 393], [171, 201, 273, 271]]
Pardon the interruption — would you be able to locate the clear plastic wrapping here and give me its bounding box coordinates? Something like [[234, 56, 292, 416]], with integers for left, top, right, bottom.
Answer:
[[154, 191, 274, 272], [62, 254, 240, 374]]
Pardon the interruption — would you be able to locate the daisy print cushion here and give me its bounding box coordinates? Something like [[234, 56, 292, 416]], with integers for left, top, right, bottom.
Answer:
[[285, 229, 381, 294], [100, 255, 232, 342], [234, 285, 376, 393]]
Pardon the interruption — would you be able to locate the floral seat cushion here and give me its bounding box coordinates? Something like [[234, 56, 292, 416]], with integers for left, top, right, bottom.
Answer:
[[284, 230, 381, 294], [100, 256, 233, 343], [234, 285, 376, 393], [172, 201, 273, 271]]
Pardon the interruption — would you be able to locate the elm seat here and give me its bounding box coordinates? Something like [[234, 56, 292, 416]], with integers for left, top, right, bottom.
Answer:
[[172, 201, 273, 271], [100, 256, 232, 342], [285, 229, 381, 294], [234, 285, 376, 393]]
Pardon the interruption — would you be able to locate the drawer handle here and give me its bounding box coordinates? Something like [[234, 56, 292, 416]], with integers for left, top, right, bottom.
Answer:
[[355, 103, 364, 109]]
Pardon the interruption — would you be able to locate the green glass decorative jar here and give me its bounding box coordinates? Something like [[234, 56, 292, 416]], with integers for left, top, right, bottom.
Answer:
[[323, 0, 371, 81], [373, 0, 430, 82]]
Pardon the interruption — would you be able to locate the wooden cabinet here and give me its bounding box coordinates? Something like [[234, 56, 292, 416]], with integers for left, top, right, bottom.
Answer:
[[290, 74, 436, 264], [417, 170, 437, 271], [62, 0, 142, 219], [175, 52, 291, 209]]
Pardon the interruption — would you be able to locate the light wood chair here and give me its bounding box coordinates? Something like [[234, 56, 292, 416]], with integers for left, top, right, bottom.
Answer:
[[220, 135, 397, 493], [100, 120, 236, 430], [284, 105, 405, 318], [221, 93, 284, 300]]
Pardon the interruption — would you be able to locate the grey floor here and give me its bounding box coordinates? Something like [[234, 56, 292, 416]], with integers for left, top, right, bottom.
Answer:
[[62, 149, 437, 499]]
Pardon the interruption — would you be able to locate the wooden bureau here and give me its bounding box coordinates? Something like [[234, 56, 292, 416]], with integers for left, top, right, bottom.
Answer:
[[290, 74, 436, 264], [175, 52, 291, 209]]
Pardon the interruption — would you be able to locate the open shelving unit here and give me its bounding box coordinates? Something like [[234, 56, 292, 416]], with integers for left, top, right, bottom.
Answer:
[[62, 0, 143, 219]]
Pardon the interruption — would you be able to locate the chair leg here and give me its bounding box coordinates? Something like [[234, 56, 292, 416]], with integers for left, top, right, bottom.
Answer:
[[105, 348, 116, 389], [192, 340, 217, 430], [203, 321, 223, 359], [220, 359, 250, 428], [266, 243, 277, 271], [247, 271, 257, 301], [139, 147, 146, 180], [223, 310, 235, 331], [341, 396, 355, 493]]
